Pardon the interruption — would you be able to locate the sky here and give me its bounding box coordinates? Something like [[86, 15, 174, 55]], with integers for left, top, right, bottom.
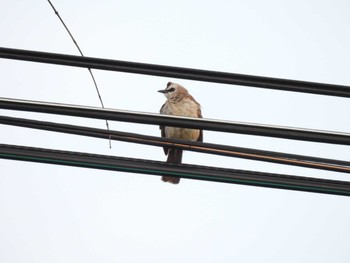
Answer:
[[1, 1, 350, 262]]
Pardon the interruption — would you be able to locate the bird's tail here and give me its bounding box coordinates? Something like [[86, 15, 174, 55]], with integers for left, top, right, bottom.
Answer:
[[162, 148, 182, 184], [166, 148, 183, 164]]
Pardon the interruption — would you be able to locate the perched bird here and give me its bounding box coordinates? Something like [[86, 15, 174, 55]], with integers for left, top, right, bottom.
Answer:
[[158, 82, 203, 184]]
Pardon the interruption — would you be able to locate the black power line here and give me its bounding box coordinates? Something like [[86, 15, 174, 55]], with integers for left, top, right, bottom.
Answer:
[[1, 47, 350, 97], [1, 115, 350, 174], [1, 143, 350, 196], [1, 97, 350, 145]]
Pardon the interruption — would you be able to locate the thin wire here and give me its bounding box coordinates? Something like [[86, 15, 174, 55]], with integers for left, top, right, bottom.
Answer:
[[47, 0, 111, 146]]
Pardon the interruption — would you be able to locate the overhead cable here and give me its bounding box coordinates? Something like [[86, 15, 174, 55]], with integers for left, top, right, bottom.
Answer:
[[1, 115, 350, 174], [0, 144, 349, 196], [1, 47, 350, 97], [1, 97, 350, 145]]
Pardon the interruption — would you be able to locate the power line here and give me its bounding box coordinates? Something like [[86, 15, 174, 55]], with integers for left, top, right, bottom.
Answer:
[[1, 96, 350, 145], [1, 143, 349, 196], [1, 46, 350, 191], [1, 47, 350, 97], [1, 114, 350, 174]]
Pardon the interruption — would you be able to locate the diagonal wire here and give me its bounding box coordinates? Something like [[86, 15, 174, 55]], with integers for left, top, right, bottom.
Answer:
[[47, 0, 111, 145]]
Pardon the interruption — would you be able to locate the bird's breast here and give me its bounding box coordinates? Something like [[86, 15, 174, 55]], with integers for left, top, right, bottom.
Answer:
[[165, 127, 200, 141], [166, 99, 199, 117], [161, 97, 201, 141]]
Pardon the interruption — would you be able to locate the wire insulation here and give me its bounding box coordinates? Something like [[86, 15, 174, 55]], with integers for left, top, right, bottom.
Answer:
[[1, 144, 350, 196], [1, 47, 350, 97], [1, 115, 350, 174], [1, 97, 350, 145]]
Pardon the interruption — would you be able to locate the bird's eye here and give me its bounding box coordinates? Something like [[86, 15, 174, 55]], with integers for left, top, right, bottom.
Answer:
[[168, 87, 175, 92]]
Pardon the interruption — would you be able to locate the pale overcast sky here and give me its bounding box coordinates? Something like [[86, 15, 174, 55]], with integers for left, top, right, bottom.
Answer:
[[1, 1, 350, 262]]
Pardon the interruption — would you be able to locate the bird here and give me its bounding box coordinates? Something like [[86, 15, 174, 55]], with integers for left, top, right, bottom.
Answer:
[[158, 82, 203, 184]]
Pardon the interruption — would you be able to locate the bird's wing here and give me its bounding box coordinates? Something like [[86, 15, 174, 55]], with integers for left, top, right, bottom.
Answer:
[[196, 106, 203, 142], [187, 94, 203, 142], [159, 103, 169, 155]]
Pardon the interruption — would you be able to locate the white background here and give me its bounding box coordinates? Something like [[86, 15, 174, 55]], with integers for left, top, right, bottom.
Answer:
[[1, 1, 350, 262]]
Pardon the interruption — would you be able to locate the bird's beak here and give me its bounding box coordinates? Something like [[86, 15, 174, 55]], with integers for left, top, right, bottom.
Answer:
[[158, 89, 166, 93]]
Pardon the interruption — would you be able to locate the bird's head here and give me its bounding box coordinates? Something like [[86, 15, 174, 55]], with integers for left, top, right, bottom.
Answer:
[[158, 82, 187, 99]]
